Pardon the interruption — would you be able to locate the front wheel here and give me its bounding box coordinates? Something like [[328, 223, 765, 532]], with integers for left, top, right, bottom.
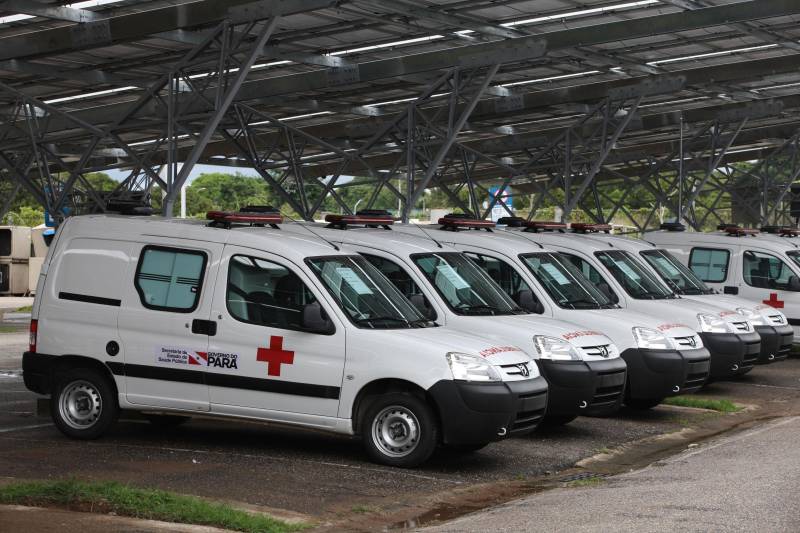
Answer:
[[362, 393, 438, 468], [625, 397, 663, 410], [51, 368, 118, 439]]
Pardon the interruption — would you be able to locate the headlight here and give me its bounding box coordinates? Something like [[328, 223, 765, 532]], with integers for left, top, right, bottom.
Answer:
[[533, 335, 582, 361], [632, 327, 674, 350], [736, 307, 764, 326], [697, 313, 729, 333], [446, 352, 502, 382]]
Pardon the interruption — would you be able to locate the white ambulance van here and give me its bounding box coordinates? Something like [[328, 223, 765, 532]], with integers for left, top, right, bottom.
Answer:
[[285, 212, 628, 425], [647, 223, 800, 343], [584, 229, 791, 363], [407, 218, 710, 410], [23, 210, 550, 468], [500, 220, 762, 380]]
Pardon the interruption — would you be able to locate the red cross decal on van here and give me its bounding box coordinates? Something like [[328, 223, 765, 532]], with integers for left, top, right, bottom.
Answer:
[[257, 336, 295, 376], [763, 293, 785, 309]]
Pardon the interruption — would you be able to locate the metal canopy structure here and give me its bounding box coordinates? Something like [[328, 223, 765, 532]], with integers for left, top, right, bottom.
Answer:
[[2, 0, 800, 231]]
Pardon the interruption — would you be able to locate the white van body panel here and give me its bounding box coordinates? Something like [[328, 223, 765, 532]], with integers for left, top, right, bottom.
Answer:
[[647, 230, 800, 340]]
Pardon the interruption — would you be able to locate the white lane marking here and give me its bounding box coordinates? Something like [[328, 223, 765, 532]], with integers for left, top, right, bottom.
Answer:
[[0, 424, 51, 433]]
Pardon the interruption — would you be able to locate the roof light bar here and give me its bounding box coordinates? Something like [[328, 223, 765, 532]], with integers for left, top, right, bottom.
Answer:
[[438, 214, 495, 231], [760, 225, 800, 236], [722, 225, 759, 237], [496, 216, 526, 227], [570, 223, 612, 234], [324, 211, 395, 229], [207, 208, 282, 229]]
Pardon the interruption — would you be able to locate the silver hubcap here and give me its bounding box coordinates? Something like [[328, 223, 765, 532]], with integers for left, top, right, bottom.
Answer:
[[371, 405, 420, 458], [59, 380, 102, 430]]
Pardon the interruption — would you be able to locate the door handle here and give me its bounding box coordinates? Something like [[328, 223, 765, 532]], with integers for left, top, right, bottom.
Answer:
[[723, 286, 739, 295], [191, 319, 217, 336]]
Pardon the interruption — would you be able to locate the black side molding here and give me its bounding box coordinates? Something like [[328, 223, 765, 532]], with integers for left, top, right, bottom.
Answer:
[[59, 292, 121, 307]]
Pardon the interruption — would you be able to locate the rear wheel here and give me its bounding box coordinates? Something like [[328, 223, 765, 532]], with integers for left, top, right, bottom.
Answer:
[[541, 414, 578, 427], [51, 367, 118, 439], [362, 393, 438, 468], [625, 397, 663, 410], [144, 414, 190, 428]]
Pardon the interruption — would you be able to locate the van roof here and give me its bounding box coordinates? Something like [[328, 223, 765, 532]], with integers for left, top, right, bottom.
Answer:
[[63, 215, 352, 261], [505, 229, 618, 254], [283, 223, 461, 257], [419, 224, 558, 256]]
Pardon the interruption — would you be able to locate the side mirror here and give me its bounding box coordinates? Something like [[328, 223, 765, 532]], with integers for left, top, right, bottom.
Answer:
[[302, 302, 335, 334], [598, 283, 619, 304], [410, 293, 436, 320], [789, 276, 800, 292], [515, 290, 544, 314]]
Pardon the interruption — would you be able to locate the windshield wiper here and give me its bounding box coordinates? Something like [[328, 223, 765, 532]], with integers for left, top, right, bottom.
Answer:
[[456, 304, 501, 315], [409, 318, 435, 328], [354, 316, 410, 327]]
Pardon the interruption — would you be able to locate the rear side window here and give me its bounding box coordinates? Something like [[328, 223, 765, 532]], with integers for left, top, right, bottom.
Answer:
[[688, 247, 729, 283], [134, 246, 206, 312]]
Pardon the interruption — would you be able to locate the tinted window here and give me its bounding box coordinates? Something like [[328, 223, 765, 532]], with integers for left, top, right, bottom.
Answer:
[[596, 250, 674, 300], [307, 255, 429, 328], [227, 255, 317, 330], [362, 253, 437, 320], [640, 249, 712, 295], [135, 246, 206, 312], [412, 252, 522, 316], [689, 247, 729, 283], [520, 252, 613, 309], [743, 250, 800, 291]]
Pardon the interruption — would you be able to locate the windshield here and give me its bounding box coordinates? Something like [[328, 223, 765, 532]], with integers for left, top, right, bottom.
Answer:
[[412, 252, 524, 316], [595, 250, 675, 300], [786, 250, 800, 270], [640, 249, 713, 295], [306, 255, 431, 329], [520, 252, 613, 309]]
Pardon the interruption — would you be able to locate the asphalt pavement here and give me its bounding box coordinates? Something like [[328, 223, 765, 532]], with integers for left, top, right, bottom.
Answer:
[[420, 416, 800, 533]]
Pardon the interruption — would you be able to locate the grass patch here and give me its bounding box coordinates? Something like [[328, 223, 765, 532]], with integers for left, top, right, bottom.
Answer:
[[0, 479, 307, 533], [15, 305, 32, 313], [565, 477, 605, 488], [663, 396, 741, 413], [0, 325, 21, 333], [350, 504, 376, 514]]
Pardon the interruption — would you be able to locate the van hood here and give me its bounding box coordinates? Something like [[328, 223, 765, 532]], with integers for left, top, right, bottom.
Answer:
[[681, 294, 787, 326], [451, 315, 617, 357], [558, 308, 699, 349], [383, 326, 535, 368], [630, 298, 751, 332]]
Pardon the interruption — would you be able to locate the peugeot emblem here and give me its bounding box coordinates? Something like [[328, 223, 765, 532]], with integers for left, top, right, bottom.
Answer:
[[516, 363, 530, 377], [687, 336, 696, 347], [598, 345, 609, 358]]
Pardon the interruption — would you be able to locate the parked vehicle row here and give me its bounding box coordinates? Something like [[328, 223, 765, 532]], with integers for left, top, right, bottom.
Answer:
[[21, 210, 793, 468]]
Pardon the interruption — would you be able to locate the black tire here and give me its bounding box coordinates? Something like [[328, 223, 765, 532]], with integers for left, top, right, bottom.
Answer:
[[143, 414, 190, 428], [541, 414, 578, 427], [51, 367, 118, 440], [361, 392, 438, 468], [443, 442, 490, 453], [625, 397, 663, 410]]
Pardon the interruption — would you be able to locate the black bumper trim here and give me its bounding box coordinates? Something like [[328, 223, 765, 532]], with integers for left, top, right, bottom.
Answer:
[[754, 324, 794, 363], [700, 331, 761, 379], [621, 347, 710, 400], [537, 358, 627, 417], [427, 376, 548, 444]]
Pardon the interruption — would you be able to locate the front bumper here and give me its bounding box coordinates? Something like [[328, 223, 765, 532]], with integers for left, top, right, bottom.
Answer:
[[754, 324, 793, 363], [700, 331, 761, 379], [621, 347, 711, 400], [427, 375, 548, 444], [537, 358, 627, 417]]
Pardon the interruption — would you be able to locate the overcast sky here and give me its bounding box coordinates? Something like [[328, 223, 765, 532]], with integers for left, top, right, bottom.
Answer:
[[103, 164, 263, 185]]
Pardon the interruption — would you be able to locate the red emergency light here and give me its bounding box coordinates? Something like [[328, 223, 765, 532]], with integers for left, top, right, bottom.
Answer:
[[760, 225, 800, 237], [528, 221, 567, 232], [206, 210, 283, 228], [570, 223, 612, 233], [325, 212, 396, 229], [723, 225, 759, 236], [438, 215, 495, 231]]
